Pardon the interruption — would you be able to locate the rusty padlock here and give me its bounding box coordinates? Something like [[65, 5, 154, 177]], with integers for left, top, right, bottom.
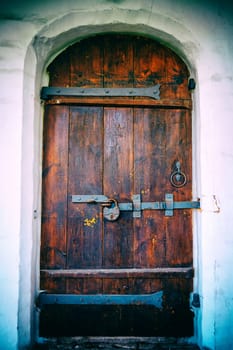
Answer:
[[102, 199, 120, 221]]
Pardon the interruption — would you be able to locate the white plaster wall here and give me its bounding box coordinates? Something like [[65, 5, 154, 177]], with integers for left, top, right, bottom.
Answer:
[[0, 1, 233, 349]]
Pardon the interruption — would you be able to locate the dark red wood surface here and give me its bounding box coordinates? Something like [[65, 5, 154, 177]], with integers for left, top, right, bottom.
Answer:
[[40, 34, 193, 337]]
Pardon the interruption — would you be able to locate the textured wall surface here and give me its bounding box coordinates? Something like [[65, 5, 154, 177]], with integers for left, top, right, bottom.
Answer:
[[0, 1, 233, 349]]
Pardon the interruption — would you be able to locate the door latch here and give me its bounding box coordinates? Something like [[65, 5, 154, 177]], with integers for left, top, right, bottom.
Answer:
[[132, 194, 141, 218], [72, 194, 200, 218], [102, 199, 120, 221]]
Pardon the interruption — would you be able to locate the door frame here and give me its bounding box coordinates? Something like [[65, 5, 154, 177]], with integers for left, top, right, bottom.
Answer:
[[19, 22, 200, 348]]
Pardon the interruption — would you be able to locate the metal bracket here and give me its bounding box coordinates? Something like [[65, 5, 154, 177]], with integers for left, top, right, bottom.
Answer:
[[132, 194, 141, 218], [37, 291, 163, 309], [188, 78, 196, 90], [165, 193, 174, 216], [192, 293, 200, 308], [41, 85, 160, 100]]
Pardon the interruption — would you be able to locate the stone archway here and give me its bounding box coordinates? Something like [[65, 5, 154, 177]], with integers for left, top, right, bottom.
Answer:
[[19, 17, 199, 348]]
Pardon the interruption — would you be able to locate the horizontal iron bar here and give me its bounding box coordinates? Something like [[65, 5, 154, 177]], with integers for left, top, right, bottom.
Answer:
[[141, 201, 200, 210], [119, 203, 133, 211], [72, 195, 133, 210], [38, 291, 163, 309], [173, 201, 200, 209], [72, 195, 200, 211], [41, 85, 160, 100], [72, 195, 109, 202]]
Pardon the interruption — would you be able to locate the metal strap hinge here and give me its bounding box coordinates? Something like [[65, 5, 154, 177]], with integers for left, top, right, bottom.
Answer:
[[40, 85, 160, 100], [37, 291, 163, 309]]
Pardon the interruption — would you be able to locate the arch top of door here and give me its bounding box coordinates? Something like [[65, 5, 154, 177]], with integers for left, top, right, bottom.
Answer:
[[40, 31, 197, 338], [45, 34, 192, 107]]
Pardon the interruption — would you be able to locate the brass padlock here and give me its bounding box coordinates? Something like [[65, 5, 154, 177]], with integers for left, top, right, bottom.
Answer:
[[103, 199, 120, 221]]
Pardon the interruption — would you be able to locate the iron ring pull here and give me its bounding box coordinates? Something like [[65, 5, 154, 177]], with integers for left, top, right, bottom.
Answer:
[[170, 161, 187, 188]]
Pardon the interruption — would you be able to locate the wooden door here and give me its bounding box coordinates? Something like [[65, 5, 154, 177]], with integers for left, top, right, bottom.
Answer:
[[39, 35, 196, 337]]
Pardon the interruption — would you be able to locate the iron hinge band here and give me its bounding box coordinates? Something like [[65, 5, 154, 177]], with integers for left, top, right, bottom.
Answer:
[[37, 291, 163, 309], [40, 85, 160, 100]]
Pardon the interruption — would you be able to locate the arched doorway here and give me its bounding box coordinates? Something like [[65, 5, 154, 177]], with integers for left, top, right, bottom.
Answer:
[[39, 34, 199, 337]]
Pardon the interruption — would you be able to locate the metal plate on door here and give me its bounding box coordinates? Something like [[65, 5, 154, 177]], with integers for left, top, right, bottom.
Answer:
[[41, 85, 160, 100]]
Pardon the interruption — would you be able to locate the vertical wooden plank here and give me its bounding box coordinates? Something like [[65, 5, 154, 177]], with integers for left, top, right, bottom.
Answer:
[[164, 50, 190, 99], [66, 35, 104, 275], [134, 108, 192, 268], [47, 49, 70, 87], [166, 209, 193, 266], [103, 278, 133, 294], [133, 37, 165, 88], [133, 278, 163, 294], [41, 105, 69, 269], [40, 275, 67, 293], [103, 278, 163, 294], [102, 35, 134, 269], [165, 109, 192, 266], [66, 278, 103, 294], [133, 35, 191, 99], [66, 106, 103, 269], [103, 108, 134, 268], [103, 35, 134, 87], [133, 108, 166, 267], [70, 36, 103, 87], [133, 37, 189, 269]]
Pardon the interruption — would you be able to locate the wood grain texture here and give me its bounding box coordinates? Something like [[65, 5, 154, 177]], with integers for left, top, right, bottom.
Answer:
[[67, 106, 103, 268], [41, 105, 69, 269], [44, 97, 192, 109], [41, 34, 194, 337]]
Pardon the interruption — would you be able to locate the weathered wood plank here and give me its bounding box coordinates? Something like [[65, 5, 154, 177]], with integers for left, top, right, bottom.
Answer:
[[40, 267, 194, 279], [133, 108, 167, 268], [103, 107, 134, 268], [44, 97, 192, 109], [164, 109, 192, 266], [133, 35, 191, 100], [70, 36, 104, 88], [40, 105, 69, 269], [67, 106, 103, 269]]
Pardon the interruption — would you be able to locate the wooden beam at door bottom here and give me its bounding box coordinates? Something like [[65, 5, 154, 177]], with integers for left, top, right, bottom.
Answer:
[[40, 267, 194, 279]]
